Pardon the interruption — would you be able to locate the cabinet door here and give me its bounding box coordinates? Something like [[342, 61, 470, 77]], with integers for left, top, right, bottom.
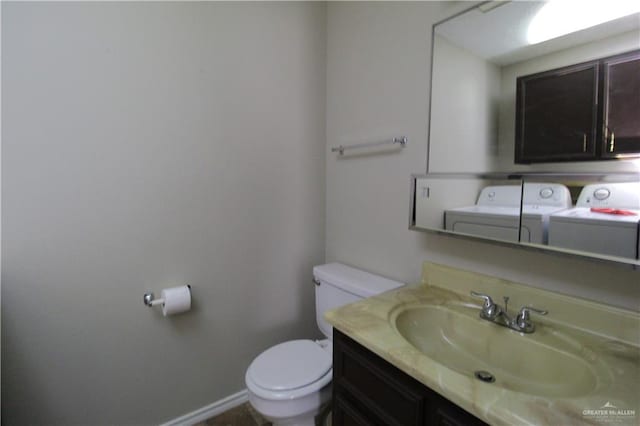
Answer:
[[333, 331, 427, 425], [515, 61, 599, 163], [332, 329, 487, 426], [426, 393, 487, 426], [333, 394, 378, 426], [601, 50, 640, 158]]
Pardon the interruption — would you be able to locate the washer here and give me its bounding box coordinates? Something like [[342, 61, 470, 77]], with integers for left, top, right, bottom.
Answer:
[[522, 183, 573, 244], [549, 182, 640, 259], [444, 183, 571, 243]]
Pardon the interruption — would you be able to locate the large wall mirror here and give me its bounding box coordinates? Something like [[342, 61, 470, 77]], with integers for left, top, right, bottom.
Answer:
[[413, 1, 640, 267]]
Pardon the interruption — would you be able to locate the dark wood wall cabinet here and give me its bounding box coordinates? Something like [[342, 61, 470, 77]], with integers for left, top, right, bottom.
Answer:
[[332, 329, 487, 426], [515, 49, 640, 164]]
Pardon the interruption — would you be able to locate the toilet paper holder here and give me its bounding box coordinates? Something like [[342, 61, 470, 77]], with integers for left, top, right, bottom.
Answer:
[[144, 285, 191, 307]]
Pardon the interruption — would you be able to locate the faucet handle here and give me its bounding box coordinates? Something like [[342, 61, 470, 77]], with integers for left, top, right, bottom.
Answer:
[[470, 291, 499, 319], [518, 306, 548, 317], [515, 306, 548, 333], [470, 291, 493, 307]]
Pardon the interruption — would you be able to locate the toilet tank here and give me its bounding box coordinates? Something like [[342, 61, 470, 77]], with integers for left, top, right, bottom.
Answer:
[[312, 263, 404, 339]]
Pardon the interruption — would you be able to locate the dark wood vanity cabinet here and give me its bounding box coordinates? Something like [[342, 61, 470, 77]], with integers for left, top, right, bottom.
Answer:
[[332, 329, 486, 426], [515, 49, 640, 163]]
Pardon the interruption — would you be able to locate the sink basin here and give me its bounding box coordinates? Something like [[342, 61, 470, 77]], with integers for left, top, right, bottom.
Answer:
[[393, 304, 605, 398]]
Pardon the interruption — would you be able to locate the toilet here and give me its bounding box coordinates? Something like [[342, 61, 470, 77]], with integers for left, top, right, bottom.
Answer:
[[245, 263, 404, 426]]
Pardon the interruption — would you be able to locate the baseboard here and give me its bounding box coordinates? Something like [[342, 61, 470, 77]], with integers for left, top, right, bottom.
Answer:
[[160, 389, 249, 426]]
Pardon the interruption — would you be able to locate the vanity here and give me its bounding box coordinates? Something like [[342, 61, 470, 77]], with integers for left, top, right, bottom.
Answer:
[[332, 329, 485, 425], [326, 262, 640, 426]]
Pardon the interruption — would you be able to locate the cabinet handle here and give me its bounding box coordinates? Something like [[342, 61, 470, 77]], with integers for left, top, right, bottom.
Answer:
[[609, 132, 615, 153], [582, 134, 587, 152], [605, 126, 615, 153]]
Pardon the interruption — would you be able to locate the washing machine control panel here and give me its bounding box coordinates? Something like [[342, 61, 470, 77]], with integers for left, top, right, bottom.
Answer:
[[523, 183, 572, 208], [539, 187, 554, 199], [577, 183, 640, 208], [593, 188, 610, 201], [476, 186, 521, 206]]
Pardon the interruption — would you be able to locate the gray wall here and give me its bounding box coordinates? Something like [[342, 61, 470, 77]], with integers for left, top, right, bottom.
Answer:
[[2, 2, 326, 424], [326, 2, 640, 311]]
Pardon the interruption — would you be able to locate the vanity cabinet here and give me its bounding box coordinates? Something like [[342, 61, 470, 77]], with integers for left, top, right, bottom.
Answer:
[[332, 329, 486, 426], [515, 49, 640, 163]]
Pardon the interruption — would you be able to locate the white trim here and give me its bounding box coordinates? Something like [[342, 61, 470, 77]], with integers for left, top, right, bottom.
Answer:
[[160, 389, 249, 426]]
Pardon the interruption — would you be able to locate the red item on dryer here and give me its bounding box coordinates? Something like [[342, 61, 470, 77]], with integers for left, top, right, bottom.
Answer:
[[590, 207, 638, 216]]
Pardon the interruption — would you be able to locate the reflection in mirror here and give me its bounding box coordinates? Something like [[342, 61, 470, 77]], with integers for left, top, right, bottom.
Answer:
[[411, 173, 640, 266], [413, 175, 523, 243], [519, 182, 572, 244], [522, 175, 640, 261], [418, 1, 640, 267], [429, 0, 640, 173]]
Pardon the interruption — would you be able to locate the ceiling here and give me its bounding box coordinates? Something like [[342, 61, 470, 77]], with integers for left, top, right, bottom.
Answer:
[[436, 1, 640, 66]]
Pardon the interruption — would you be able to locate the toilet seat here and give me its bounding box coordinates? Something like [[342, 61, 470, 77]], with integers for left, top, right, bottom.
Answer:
[[246, 339, 333, 400]]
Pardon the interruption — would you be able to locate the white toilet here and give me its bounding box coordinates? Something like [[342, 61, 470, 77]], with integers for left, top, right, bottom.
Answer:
[[245, 263, 404, 426]]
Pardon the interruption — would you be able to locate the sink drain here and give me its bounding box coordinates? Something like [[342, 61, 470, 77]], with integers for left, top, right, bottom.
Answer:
[[474, 370, 495, 383]]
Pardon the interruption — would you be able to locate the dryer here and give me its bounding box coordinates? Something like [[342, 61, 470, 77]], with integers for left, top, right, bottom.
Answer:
[[444, 183, 571, 243], [548, 182, 640, 259]]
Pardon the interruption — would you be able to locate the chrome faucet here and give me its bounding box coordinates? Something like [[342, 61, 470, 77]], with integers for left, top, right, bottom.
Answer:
[[513, 306, 549, 333], [471, 291, 547, 333]]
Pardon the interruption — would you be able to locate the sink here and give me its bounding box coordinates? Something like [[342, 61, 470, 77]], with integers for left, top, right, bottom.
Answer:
[[325, 262, 640, 425], [392, 304, 606, 398]]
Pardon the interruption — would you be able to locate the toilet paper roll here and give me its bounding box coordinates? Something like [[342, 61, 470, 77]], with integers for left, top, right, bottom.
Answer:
[[160, 285, 191, 316]]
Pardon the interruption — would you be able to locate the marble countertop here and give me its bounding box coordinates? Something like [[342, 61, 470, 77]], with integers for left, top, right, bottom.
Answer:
[[325, 262, 640, 426]]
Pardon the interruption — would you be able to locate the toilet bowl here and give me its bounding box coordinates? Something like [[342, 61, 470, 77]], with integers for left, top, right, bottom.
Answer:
[[245, 263, 404, 426], [246, 340, 332, 426]]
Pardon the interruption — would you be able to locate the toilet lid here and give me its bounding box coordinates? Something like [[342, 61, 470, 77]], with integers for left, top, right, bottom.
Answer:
[[247, 340, 332, 391]]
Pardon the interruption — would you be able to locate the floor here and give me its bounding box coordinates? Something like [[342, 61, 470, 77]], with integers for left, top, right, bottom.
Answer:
[[195, 402, 271, 426], [196, 402, 331, 426]]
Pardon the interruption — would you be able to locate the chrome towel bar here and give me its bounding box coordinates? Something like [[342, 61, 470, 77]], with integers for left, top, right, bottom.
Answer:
[[331, 136, 407, 155]]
